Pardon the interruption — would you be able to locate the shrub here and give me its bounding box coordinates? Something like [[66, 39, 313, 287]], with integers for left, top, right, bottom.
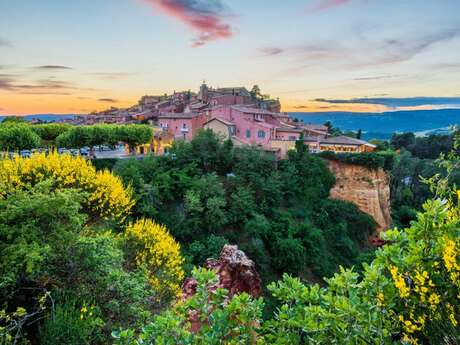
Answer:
[[0, 123, 41, 151], [124, 219, 184, 304], [0, 152, 134, 221], [319, 151, 386, 170], [39, 299, 103, 345]]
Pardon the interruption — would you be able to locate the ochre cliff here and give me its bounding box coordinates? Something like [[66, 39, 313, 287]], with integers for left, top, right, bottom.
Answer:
[[327, 160, 392, 233]]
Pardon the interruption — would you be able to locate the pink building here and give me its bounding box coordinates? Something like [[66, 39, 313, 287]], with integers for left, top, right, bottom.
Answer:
[[209, 94, 253, 107], [158, 113, 207, 141]]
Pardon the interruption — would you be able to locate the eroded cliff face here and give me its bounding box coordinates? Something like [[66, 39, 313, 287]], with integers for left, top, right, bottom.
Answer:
[[327, 160, 392, 233]]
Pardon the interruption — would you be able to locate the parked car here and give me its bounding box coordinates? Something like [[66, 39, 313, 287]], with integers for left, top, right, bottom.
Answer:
[[58, 148, 70, 155], [80, 148, 89, 157], [20, 150, 31, 158]]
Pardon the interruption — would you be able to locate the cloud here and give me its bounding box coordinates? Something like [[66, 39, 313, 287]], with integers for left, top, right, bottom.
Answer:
[[0, 37, 12, 47], [314, 97, 460, 108], [34, 65, 73, 70], [259, 47, 284, 56], [259, 26, 460, 74], [307, 0, 353, 13], [431, 62, 460, 70], [88, 72, 134, 80], [363, 28, 460, 66], [98, 98, 118, 103], [141, 0, 233, 47], [0, 75, 88, 95], [353, 75, 403, 81]]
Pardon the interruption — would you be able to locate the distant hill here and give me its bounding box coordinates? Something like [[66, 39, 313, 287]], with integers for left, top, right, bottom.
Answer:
[[0, 114, 77, 123], [290, 108, 460, 140]]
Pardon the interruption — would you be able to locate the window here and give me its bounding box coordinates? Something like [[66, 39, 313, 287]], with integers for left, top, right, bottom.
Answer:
[[182, 123, 187, 128], [246, 129, 251, 138], [258, 130, 265, 138], [289, 136, 297, 140], [230, 126, 236, 135]]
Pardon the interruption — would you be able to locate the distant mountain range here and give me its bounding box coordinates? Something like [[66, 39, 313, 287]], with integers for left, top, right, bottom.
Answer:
[[2, 109, 459, 140], [291, 108, 460, 140], [0, 114, 77, 123]]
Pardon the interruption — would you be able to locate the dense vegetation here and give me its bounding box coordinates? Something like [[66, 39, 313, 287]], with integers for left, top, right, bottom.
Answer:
[[113, 130, 376, 284], [390, 131, 457, 159], [115, 134, 460, 344], [0, 153, 183, 344], [386, 131, 460, 228], [1, 125, 459, 344]]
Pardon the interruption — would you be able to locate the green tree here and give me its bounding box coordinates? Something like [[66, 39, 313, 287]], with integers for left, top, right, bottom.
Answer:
[[31, 123, 71, 146], [391, 132, 416, 150], [0, 123, 41, 150], [1, 116, 27, 124], [115, 124, 153, 153]]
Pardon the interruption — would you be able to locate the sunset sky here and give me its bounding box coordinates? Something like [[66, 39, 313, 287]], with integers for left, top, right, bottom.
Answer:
[[1, 0, 460, 115]]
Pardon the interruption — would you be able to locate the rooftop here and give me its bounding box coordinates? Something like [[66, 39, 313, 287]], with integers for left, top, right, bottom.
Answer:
[[158, 112, 199, 119], [320, 135, 376, 147], [204, 117, 235, 127]]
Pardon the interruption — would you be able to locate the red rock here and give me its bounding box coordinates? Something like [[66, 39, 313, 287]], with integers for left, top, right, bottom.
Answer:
[[182, 244, 262, 300]]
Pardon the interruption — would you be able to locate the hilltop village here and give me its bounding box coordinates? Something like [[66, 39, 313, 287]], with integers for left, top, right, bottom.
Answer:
[[63, 83, 376, 157]]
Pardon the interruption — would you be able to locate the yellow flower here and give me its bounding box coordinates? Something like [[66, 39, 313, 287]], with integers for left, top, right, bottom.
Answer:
[[428, 292, 440, 310], [377, 292, 385, 306], [390, 266, 410, 298], [0, 152, 134, 221], [125, 218, 184, 303], [443, 240, 459, 272]]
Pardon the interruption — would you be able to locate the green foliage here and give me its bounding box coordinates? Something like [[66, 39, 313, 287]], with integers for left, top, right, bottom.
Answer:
[[0, 123, 41, 151], [56, 124, 117, 148], [114, 130, 376, 289], [369, 138, 390, 151], [55, 124, 153, 149], [186, 235, 228, 268], [0, 183, 85, 299], [0, 161, 169, 344], [91, 158, 120, 171], [388, 148, 455, 228], [124, 142, 460, 345], [391, 131, 456, 159], [391, 132, 416, 150], [31, 123, 71, 146], [113, 268, 264, 345], [318, 151, 388, 170], [38, 299, 103, 345], [115, 124, 153, 151]]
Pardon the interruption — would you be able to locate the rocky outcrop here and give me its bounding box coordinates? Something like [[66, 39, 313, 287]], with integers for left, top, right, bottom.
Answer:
[[327, 160, 392, 233], [183, 244, 262, 300]]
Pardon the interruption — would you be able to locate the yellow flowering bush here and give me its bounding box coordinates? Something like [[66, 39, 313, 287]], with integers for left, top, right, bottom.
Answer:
[[124, 218, 184, 304], [0, 152, 134, 221], [372, 145, 460, 344]]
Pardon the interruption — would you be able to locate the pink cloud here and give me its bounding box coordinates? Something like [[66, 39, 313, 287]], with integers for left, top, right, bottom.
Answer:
[[141, 0, 233, 47], [308, 0, 353, 13]]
